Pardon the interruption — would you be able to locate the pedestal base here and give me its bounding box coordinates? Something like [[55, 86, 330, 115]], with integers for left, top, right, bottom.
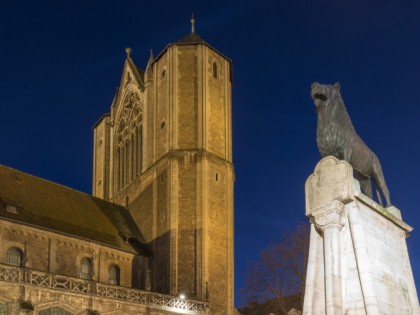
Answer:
[[303, 156, 420, 315]]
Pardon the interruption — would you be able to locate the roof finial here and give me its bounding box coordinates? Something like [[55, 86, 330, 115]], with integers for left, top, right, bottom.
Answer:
[[125, 47, 132, 58], [191, 13, 195, 33]]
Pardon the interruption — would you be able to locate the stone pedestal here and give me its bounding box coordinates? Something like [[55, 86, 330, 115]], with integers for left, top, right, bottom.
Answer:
[[303, 156, 420, 315]]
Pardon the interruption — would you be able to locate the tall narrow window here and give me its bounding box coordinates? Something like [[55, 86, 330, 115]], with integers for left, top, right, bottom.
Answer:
[[115, 91, 143, 191], [121, 145, 125, 188], [212, 62, 218, 79], [125, 140, 129, 186], [7, 247, 23, 267], [137, 126, 142, 176], [134, 128, 139, 177], [117, 148, 121, 191], [80, 257, 92, 280], [118, 146, 124, 189], [109, 264, 120, 285], [131, 135, 135, 180]]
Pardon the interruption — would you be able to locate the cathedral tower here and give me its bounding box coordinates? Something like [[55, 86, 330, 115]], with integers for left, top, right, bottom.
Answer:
[[93, 23, 234, 315]]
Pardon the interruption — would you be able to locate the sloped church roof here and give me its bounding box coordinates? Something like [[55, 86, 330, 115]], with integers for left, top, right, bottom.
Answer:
[[0, 165, 146, 254]]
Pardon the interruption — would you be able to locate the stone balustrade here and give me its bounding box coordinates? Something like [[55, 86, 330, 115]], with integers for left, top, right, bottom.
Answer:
[[0, 263, 209, 314]]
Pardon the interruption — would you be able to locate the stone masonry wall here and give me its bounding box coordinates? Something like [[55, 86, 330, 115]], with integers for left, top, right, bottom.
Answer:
[[205, 156, 234, 315], [0, 220, 135, 287], [156, 52, 169, 160], [176, 46, 198, 149], [207, 50, 227, 158], [0, 282, 207, 315]]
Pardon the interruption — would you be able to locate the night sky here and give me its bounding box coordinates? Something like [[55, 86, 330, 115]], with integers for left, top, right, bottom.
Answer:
[[1, 0, 420, 307]]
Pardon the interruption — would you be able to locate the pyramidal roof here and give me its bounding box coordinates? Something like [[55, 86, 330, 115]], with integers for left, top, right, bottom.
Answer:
[[176, 32, 207, 44], [175, 14, 207, 44]]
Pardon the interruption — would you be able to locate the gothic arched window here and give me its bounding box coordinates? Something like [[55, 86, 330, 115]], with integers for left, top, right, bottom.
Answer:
[[80, 257, 92, 280], [114, 91, 143, 192], [7, 247, 23, 267], [109, 264, 120, 285]]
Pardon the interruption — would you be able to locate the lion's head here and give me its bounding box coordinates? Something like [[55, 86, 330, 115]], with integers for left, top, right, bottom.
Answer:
[[311, 82, 341, 112]]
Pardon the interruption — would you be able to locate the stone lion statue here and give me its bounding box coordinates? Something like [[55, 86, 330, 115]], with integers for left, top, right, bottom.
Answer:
[[311, 82, 391, 207]]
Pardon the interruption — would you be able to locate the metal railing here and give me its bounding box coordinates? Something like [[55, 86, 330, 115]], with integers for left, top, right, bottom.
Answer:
[[0, 263, 208, 314]]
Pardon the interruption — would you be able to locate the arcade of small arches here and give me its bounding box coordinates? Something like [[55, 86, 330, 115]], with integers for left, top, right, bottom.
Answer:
[[114, 91, 143, 192]]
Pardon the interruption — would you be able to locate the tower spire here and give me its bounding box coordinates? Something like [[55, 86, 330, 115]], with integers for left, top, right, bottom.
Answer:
[[191, 13, 195, 33]]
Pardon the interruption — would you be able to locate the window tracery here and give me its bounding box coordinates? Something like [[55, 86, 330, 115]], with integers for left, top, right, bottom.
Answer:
[[115, 91, 143, 191]]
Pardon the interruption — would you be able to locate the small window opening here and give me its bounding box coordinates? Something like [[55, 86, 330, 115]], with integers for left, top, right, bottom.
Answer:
[[160, 69, 166, 80], [109, 264, 120, 285], [8, 247, 23, 266], [215, 173, 219, 182], [80, 257, 93, 280], [212, 62, 218, 79], [6, 204, 18, 214]]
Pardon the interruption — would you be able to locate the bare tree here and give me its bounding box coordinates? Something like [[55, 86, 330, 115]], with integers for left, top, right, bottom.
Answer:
[[240, 223, 310, 315]]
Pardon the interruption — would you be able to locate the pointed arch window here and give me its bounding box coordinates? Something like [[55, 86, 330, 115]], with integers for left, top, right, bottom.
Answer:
[[109, 264, 120, 285], [7, 247, 23, 267], [114, 91, 143, 193]]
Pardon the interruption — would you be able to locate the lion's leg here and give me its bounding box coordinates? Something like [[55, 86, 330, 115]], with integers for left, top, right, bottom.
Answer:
[[359, 178, 373, 199], [372, 159, 391, 207], [376, 188, 384, 207]]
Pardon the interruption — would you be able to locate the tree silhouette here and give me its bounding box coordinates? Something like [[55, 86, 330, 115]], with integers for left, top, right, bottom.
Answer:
[[240, 223, 310, 315]]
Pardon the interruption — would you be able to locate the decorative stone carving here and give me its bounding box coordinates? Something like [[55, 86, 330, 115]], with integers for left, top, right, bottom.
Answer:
[[117, 91, 143, 143], [0, 262, 209, 314], [311, 200, 345, 234], [305, 156, 354, 215]]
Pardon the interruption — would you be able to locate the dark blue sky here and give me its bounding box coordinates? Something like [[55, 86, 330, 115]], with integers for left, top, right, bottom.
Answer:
[[1, 0, 420, 307]]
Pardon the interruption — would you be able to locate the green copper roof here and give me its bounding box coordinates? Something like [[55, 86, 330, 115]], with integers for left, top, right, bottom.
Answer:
[[0, 165, 147, 254]]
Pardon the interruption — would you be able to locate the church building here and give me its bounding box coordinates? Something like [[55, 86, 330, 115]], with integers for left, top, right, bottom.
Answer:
[[0, 20, 235, 315]]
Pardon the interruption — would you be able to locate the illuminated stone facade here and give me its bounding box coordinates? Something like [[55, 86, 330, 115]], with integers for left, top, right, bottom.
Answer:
[[0, 28, 234, 315]]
